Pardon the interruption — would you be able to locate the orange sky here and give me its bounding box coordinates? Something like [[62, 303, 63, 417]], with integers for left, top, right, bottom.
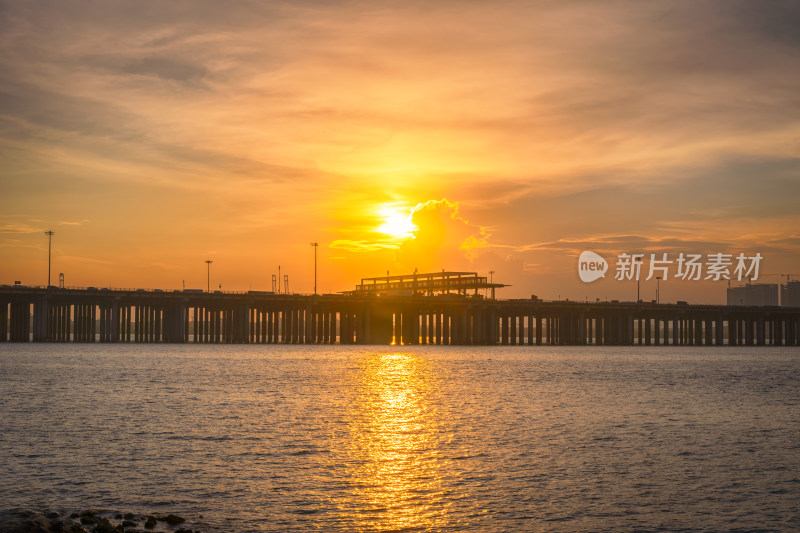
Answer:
[[1, 1, 799, 303]]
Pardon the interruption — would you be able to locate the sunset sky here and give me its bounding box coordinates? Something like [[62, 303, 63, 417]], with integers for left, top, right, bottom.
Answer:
[[1, 1, 799, 303]]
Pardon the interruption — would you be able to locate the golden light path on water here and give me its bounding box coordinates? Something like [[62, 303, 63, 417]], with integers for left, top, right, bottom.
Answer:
[[337, 352, 455, 530]]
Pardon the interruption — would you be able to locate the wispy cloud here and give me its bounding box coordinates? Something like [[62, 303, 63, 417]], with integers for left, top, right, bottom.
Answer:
[[0, 0, 797, 298]]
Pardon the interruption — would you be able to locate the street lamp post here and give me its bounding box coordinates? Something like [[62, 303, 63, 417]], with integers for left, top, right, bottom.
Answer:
[[635, 256, 643, 303], [310, 242, 318, 295], [205, 260, 212, 293], [44, 229, 54, 287], [656, 276, 661, 304]]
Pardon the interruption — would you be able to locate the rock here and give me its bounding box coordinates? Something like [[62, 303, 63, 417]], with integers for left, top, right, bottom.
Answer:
[[80, 516, 97, 526], [92, 518, 122, 533], [163, 514, 185, 526], [0, 509, 83, 533], [123, 513, 135, 521], [121, 520, 137, 528], [143, 517, 156, 530]]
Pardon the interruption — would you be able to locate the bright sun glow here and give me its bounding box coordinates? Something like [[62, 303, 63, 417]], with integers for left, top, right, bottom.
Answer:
[[376, 205, 417, 239]]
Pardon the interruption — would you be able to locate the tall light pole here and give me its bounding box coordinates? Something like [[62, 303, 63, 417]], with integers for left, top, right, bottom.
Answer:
[[44, 229, 54, 287], [310, 242, 318, 295], [656, 276, 661, 304], [635, 256, 643, 303], [205, 260, 212, 293]]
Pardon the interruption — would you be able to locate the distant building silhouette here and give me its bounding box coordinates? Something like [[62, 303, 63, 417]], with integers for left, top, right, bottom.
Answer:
[[782, 281, 800, 308], [727, 283, 779, 306]]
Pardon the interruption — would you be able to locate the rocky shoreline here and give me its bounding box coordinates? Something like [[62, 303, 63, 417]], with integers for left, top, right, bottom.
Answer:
[[0, 509, 204, 533]]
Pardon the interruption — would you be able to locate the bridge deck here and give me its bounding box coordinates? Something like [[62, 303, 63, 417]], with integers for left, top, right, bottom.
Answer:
[[1, 287, 798, 345]]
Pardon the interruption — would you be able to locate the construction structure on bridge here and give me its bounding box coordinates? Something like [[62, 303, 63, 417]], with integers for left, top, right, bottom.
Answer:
[[343, 271, 506, 298]]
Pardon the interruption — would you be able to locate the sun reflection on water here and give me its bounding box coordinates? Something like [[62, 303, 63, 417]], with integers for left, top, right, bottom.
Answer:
[[338, 352, 451, 530]]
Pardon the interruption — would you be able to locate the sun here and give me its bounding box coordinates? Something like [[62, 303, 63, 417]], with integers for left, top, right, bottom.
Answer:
[[376, 204, 417, 240]]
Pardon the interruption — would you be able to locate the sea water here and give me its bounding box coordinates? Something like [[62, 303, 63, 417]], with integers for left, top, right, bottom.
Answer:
[[1, 344, 798, 531]]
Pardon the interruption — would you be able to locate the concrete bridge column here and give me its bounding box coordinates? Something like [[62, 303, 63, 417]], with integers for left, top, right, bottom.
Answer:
[[653, 318, 660, 346], [99, 305, 107, 342], [475, 309, 485, 345], [457, 310, 468, 345], [75, 304, 82, 342], [50, 304, 57, 341], [595, 316, 604, 345], [671, 316, 678, 346], [564, 314, 574, 345], [295, 308, 302, 343], [357, 309, 368, 344], [282, 309, 289, 343], [736, 318, 743, 345], [32, 299, 46, 342], [290, 308, 298, 344], [137, 305, 143, 343], [145, 306, 152, 342], [299, 308, 308, 344], [87, 304, 93, 342], [121, 306, 128, 342], [323, 310, 329, 343], [64, 304, 71, 341], [524, 315, 532, 345], [0, 302, 8, 342], [198, 307, 205, 343], [410, 308, 419, 345], [449, 310, 458, 345], [47, 301, 56, 341], [744, 318, 753, 345], [61, 304, 67, 341], [486, 309, 496, 345], [111, 302, 119, 342], [341, 311, 350, 344], [47, 304, 54, 341], [9, 302, 30, 342]]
